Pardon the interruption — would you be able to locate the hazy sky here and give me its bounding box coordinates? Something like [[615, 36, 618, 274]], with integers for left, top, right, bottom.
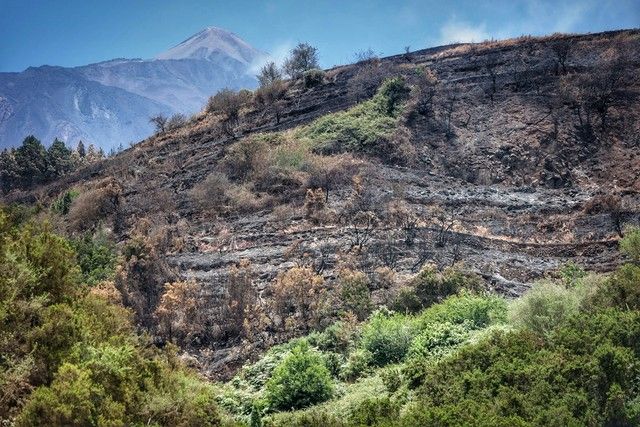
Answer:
[[0, 0, 638, 72]]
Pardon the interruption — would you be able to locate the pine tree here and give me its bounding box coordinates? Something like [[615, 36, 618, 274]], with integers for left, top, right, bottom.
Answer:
[[14, 136, 48, 188], [0, 149, 19, 193], [76, 140, 86, 158], [47, 139, 74, 180]]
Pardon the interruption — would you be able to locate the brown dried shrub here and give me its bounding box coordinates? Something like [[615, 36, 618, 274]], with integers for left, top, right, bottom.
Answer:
[[67, 178, 122, 231], [189, 172, 262, 216], [304, 188, 327, 224], [271, 266, 326, 331]]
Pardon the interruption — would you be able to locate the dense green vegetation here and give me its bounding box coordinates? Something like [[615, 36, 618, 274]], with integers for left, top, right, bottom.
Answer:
[[215, 230, 640, 426], [296, 77, 409, 155], [0, 136, 104, 194], [0, 208, 225, 426]]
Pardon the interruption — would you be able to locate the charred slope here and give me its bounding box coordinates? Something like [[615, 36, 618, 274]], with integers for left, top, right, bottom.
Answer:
[[3, 29, 640, 378]]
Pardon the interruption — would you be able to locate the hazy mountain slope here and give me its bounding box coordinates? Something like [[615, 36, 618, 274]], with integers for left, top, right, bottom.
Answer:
[[76, 57, 257, 113], [0, 66, 168, 149], [0, 27, 262, 150]]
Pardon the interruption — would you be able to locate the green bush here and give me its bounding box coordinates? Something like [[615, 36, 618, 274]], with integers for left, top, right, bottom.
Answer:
[[303, 69, 325, 88], [394, 265, 485, 313], [407, 321, 471, 360], [0, 208, 223, 425], [589, 263, 640, 310], [308, 320, 359, 354], [296, 78, 409, 155], [51, 190, 79, 215], [508, 281, 580, 336], [339, 270, 372, 320], [620, 227, 640, 263], [359, 310, 416, 367], [340, 349, 372, 382], [415, 294, 508, 330], [70, 231, 117, 285], [348, 396, 400, 426], [16, 363, 104, 427], [265, 342, 333, 411], [375, 77, 411, 115]]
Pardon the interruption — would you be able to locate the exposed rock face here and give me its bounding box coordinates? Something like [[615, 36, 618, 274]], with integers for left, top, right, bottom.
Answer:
[[0, 27, 262, 150], [5, 29, 640, 378]]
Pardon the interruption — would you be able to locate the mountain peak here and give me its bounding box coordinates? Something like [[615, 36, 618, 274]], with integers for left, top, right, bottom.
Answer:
[[155, 26, 262, 65]]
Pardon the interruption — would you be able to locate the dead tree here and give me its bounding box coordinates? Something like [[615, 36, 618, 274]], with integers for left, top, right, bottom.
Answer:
[[548, 38, 572, 75]]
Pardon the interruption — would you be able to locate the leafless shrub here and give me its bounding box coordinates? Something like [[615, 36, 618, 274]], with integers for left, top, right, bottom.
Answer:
[[354, 48, 378, 64], [166, 113, 188, 130], [304, 188, 327, 224], [149, 114, 168, 133], [207, 88, 250, 137], [257, 61, 283, 87], [189, 172, 261, 216], [304, 154, 361, 202], [154, 280, 203, 344], [271, 267, 326, 331], [254, 80, 287, 124], [583, 193, 626, 237], [283, 43, 320, 79], [432, 204, 461, 247], [547, 35, 572, 75]]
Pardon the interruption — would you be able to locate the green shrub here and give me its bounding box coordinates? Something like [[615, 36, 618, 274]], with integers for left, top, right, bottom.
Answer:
[[391, 287, 423, 314], [620, 227, 640, 263], [339, 270, 372, 320], [266, 409, 344, 427], [374, 77, 410, 115], [395, 265, 484, 313], [380, 367, 402, 393], [303, 69, 325, 88], [51, 190, 79, 215], [590, 263, 640, 310], [348, 396, 400, 426], [415, 294, 508, 330], [340, 349, 373, 382], [265, 342, 333, 411], [360, 310, 416, 367], [16, 363, 102, 427], [508, 281, 580, 336], [240, 341, 301, 391], [407, 321, 471, 361], [70, 231, 117, 285], [308, 319, 360, 354], [296, 78, 409, 155], [1, 209, 222, 425]]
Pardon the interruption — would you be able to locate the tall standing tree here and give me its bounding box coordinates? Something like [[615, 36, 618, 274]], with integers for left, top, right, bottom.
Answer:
[[14, 136, 48, 188], [257, 61, 283, 87], [0, 149, 19, 193], [283, 43, 319, 79], [47, 139, 74, 180], [76, 141, 86, 158]]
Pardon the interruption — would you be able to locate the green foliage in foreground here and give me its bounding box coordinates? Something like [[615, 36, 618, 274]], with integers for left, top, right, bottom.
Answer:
[[222, 230, 640, 427], [0, 209, 223, 426], [70, 230, 117, 285], [265, 341, 334, 411]]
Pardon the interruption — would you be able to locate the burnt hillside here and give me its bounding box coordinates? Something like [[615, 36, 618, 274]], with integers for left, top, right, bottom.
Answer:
[[4, 29, 640, 378]]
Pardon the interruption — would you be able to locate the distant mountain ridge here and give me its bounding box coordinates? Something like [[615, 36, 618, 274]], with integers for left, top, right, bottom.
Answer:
[[0, 27, 263, 150]]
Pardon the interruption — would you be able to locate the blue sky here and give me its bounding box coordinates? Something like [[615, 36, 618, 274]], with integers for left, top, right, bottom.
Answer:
[[0, 0, 638, 72]]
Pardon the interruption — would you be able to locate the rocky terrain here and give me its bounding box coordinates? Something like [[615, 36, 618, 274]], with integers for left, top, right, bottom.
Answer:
[[4, 29, 639, 378]]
